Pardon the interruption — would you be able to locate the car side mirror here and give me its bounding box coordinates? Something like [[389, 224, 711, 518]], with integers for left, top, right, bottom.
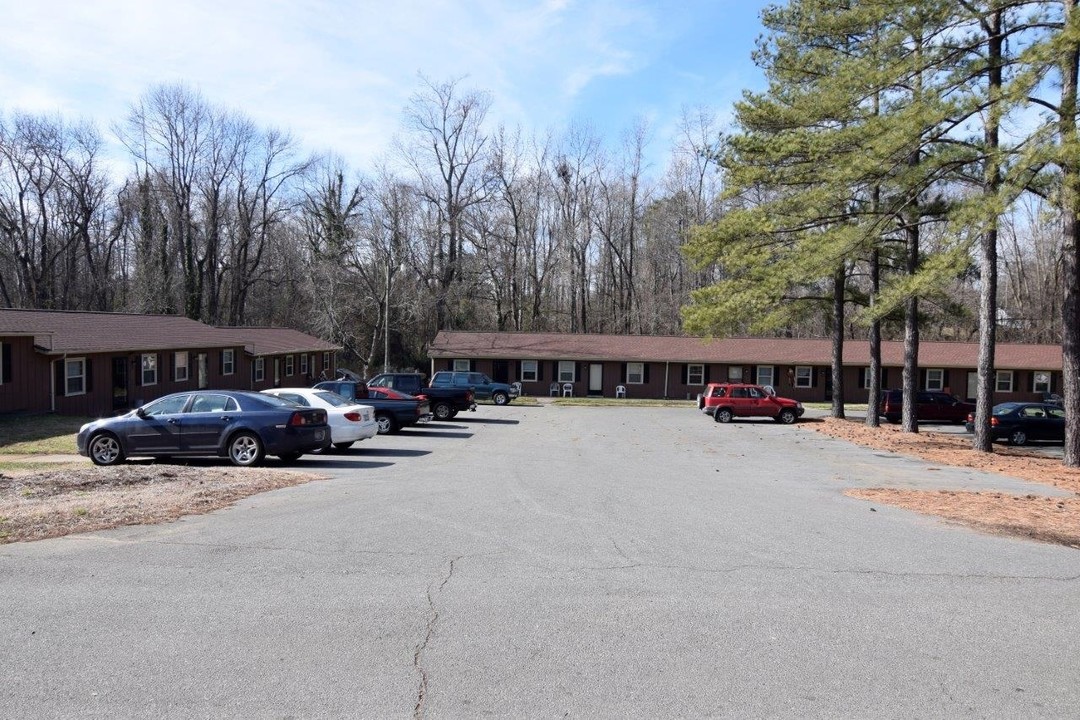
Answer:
[[136, 407, 148, 419]]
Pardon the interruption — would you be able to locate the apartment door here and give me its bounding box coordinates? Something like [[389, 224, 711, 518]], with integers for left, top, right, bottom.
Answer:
[[589, 363, 603, 395], [111, 356, 129, 410]]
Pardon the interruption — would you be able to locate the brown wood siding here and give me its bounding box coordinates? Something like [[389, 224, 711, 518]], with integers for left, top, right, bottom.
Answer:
[[0, 336, 53, 413]]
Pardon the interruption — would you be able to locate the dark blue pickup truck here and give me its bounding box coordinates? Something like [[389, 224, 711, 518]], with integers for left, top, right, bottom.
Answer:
[[367, 373, 476, 421], [313, 380, 431, 434]]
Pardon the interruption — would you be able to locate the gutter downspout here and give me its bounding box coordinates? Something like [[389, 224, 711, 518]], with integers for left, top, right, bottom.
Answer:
[[664, 361, 670, 399]]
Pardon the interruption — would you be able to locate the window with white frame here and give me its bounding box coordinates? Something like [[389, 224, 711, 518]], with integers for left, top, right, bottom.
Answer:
[[727, 366, 743, 381], [626, 362, 645, 384], [300, 353, 308, 375], [794, 366, 812, 388], [558, 361, 576, 383], [521, 360, 538, 382], [65, 358, 86, 395], [174, 351, 189, 382], [687, 364, 705, 385], [860, 367, 873, 389], [222, 349, 234, 376], [925, 368, 944, 391], [995, 370, 1014, 392], [1033, 371, 1051, 393], [322, 352, 330, 370], [756, 366, 774, 387], [141, 353, 157, 385], [254, 357, 265, 382], [0, 341, 5, 384], [453, 359, 471, 372], [285, 355, 294, 376]]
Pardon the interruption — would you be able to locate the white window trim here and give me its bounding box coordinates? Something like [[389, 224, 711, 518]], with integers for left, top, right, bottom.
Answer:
[[453, 358, 471, 372], [558, 361, 576, 383], [285, 355, 294, 376], [222, 349, 235, 376], [141, 353, 158, 386], [521, 360, 538, 382], [688, 364, 705, 386], [727, 365, 743, 381], [925, 368, 944, 391], [1033, 371, 1051, 393], [255, 357, 265, 382], [626, 362, 645, 384], [65, 357, 86, 396], [861, 367, 873, 390], [756, 366, 774, 387], [995, 370, 1014, 392], [323, 352, 331, 370], [300, 354, 308, 375], [794, 366, 812, 388], [174, 351, 189, 382]]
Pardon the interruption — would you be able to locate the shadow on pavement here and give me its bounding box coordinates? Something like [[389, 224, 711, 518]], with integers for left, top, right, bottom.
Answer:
[[402, 429, 475, 439], [458, 417, 520, 425], [295, 459, 395, 470], [346, 448, 432, 458]]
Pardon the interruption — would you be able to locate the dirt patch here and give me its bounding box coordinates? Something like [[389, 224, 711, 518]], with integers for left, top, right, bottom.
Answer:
[[804, 417, 1080, 548], [0, 464, 322, 544]]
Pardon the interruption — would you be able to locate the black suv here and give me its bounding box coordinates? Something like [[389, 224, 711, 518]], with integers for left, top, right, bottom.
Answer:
[[879, 389, 975, 424]]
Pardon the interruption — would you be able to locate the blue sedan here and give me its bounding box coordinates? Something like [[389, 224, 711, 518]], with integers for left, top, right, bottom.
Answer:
[[77, 390, 332, 467]]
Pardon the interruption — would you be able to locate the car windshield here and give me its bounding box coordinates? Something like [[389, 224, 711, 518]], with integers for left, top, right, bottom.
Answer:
[[314, 391, 352, 407], [992, 403, 1023, 415]]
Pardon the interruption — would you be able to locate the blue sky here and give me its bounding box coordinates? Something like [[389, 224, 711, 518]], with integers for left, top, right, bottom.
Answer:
[[0, 0, 771, 172]]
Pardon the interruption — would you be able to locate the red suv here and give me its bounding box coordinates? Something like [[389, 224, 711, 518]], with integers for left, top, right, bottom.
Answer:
[[699, 383, 805, 424], [878, 389, 974, 424]]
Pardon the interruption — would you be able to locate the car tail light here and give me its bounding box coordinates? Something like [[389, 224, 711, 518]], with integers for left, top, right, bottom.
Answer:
[[990, 417, 999, 426], [416, 393, 428, 401], [466, 390, 474, 401], [344, 412, 361, 422], [289, 411, 325, 426], [966, 413, 973, 422]]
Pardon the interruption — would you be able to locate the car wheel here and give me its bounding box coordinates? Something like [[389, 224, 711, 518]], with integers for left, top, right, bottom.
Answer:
[[1008, 429, 1028, 446], [375, 413, 398, 434], [448, 410, 458, 419], [714, 408, 733, 424], [432, 402, 453, 421], [277, 452, 302, 463], [88, 432, 125, 466], [334, 441, 354, 451], [228, 432, 264, 467], [492, 391, 509, 405], [777, 409, 797, 424]]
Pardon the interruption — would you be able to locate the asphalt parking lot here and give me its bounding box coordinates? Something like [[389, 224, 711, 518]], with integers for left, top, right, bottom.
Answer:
[[3, 404, 1078, 718]]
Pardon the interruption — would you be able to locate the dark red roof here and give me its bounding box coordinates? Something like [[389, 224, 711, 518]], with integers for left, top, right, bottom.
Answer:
[[430, 331, 1062, 370], [215, 327, 341, 356], [0, 309, 341, 357], [0, 309, 235, 354]]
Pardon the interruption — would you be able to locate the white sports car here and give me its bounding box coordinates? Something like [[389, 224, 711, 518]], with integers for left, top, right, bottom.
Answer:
[[262, 388, 378, 450]]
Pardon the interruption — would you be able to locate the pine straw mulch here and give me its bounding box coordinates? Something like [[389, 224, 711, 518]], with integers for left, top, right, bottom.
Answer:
[[803, 417, 1080, 549], [0, 465, 321, 544]]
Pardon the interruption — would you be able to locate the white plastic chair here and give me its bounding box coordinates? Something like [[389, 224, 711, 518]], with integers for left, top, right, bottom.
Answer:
[[562, 383, 573, 397], [615, 385, 627, 398], [511, 381, 523, 396], [549, 382, 560, 397]]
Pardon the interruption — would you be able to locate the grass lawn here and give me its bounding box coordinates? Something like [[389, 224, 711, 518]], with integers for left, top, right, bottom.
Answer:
[[551, 397, 696, 408], [0, 414, 89, 455]]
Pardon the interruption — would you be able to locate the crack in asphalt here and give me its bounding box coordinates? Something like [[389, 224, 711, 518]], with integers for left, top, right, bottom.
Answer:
[[413, 555, 461, 720]]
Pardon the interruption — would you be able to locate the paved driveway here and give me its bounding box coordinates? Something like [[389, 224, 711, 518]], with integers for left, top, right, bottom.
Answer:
[[2, 406, 1078, 718]]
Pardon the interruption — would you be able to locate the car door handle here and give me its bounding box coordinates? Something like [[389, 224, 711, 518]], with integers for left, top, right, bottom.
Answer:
[[220, 416, 232, 422], [167, 418, 179, 425]]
